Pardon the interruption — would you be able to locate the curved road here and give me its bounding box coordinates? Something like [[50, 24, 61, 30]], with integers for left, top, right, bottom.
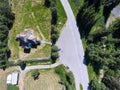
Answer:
[[56, 0, 89, 90]]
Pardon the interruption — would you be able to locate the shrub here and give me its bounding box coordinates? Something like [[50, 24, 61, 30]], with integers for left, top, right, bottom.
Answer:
[[31, 69, 40, 80]]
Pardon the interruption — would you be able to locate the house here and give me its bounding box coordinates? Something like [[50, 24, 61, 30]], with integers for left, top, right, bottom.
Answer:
[[6, 72, 19, 85], [16, 29, 40, 49]]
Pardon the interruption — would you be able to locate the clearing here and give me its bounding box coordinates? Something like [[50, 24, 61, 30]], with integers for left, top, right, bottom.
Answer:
[[9, 0, 51, 61], [24, 69, 63, 90]]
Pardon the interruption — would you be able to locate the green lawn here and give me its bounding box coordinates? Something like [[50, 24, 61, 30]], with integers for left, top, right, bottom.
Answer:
[[7, 85, 19, 90], [57, 0, 67, 32], [55, 65, 76, 90], [9, 0, 51, 60]]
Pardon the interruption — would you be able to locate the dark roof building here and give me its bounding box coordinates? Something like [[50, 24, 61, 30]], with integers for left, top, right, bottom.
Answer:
[[16, 29, 40, 49]]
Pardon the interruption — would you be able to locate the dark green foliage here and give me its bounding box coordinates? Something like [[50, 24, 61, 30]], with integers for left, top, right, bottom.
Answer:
[[44, 0, 51, 7], [71, 0, 81, 9], [102, 0, 120, 22], [102, 73, 120, 90], [84, 0, 101, 12], [51, 33, 59, 44], [17, 61, 26, 70], [77, 4, 99, 38], [50, 0, 59, 44], [86, 17, 120, 90], [51, 45, 58, 63], [90, 80, 106, 90], [0, 0, 14, 68], [50, 0, 57, 25], [51, 45, 58, 52], [111, 18, 120, 38], [79, 0, 120, 89], [31, 69, 40, 80], [55, 65, 75, 90]]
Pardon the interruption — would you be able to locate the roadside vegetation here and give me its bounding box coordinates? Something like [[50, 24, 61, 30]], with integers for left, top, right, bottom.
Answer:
[[55, 65, 76, 90], [68, 0, 83, 16], [80, 84, 83, 90], [50, 0, 66, 63], [7, 85, 19, 90], [75, 0, 120, 89]]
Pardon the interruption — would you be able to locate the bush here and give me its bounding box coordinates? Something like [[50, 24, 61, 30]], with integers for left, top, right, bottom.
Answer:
[[51, 33, 59, 44], [51, 45, 59, 63], [31, 69, 40, 80], [51, 7, 58, 25], [55, 65, 76, 90]]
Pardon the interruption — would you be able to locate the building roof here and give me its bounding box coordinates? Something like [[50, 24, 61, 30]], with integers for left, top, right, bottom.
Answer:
[[16, 29, 40, 49], [6, 72, 19, 85]]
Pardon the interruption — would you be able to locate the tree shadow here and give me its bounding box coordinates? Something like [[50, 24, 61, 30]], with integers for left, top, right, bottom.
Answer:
[[83, 58, 87, 65], [20, 61, 26, 70], [44, 0, 51, 8]]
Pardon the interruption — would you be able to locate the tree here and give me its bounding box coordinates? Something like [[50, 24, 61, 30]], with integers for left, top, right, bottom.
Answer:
[[102, 74, 120, 90], [44, 0, 51, 7], [31, 69, 40, 80], [77, 4, 99, 38], [51, 45, 58, 52], [90, 80, 106, 90]]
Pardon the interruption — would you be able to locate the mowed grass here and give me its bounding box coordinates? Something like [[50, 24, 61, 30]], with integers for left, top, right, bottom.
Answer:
[[24, 69, 62, 90], [9, 0, 51, 60], [19, 44, 51, 60]]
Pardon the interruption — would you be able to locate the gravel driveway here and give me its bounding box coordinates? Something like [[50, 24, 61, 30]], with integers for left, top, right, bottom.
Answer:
[[56, 0, 89, 90]]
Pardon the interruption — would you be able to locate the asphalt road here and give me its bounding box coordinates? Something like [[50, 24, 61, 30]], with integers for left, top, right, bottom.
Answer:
[[56, 0, 89, 90]]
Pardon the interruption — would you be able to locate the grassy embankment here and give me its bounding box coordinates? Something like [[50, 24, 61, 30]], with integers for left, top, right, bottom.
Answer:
[[55, 65, 76, 90]]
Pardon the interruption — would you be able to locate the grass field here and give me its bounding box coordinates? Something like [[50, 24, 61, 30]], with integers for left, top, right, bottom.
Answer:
[[68, 0, 83, 17], [9, 0, 51, 60], [24, 69, 62, 90]]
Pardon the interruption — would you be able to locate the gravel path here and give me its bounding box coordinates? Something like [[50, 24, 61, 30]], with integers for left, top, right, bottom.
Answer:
[[56, 0, 89, 90]]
